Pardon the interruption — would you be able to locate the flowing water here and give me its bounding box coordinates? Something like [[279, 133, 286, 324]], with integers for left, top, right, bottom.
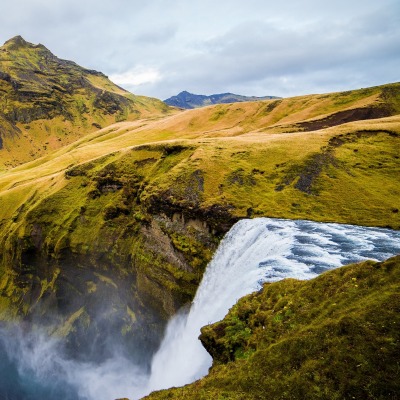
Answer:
[[0, 218, 399, 399], [145, 218, 400, 395]]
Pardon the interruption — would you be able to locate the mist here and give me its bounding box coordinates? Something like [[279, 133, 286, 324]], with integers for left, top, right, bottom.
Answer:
[[0, 324, 149, 400]]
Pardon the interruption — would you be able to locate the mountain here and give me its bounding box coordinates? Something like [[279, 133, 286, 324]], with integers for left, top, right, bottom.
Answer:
[[145, 255, 400, 399], [0, 36, 170, 169], [164, 90, 280, 109]]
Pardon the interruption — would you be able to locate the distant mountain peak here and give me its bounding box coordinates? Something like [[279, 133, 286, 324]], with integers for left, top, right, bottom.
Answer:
[[5, 35, 26, 44], [164, 91, 280, 109]]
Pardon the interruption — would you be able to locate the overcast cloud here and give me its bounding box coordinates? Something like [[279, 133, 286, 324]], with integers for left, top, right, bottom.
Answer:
[[1, 0, 399, 99]]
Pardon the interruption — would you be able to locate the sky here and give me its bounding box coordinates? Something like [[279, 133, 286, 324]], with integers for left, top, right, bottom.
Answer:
[[1, 0, 399, 100]]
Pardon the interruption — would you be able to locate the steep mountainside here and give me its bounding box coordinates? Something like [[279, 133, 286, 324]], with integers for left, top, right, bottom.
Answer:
[[145, 255, 400, 399], [0, 36, 170, 169], [0, 78, 399, 378], [164, 90, 279, 109]]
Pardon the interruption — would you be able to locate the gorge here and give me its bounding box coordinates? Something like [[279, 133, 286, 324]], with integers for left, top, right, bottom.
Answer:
[[1, 218, 400, 399]]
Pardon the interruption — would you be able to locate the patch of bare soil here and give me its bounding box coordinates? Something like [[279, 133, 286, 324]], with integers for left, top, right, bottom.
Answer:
[[296, 106, 392, 132]]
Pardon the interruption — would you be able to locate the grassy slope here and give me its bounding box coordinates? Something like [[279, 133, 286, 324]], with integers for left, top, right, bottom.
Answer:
[[145, 255, 400, 400], [1, 82, 399, 226], [0, 82, 399, 274]]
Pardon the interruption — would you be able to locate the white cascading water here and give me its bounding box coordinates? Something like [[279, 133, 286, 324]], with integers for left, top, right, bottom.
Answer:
[[145, 218, 400, 396]]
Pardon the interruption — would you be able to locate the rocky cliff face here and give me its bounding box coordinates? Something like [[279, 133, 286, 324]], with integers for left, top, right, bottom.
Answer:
[[0, 144, 231, 363]]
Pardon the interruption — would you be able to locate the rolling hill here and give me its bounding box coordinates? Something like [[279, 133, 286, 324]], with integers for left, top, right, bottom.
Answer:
[[0, 36, 170, 169], [0, 78, 399, 345]]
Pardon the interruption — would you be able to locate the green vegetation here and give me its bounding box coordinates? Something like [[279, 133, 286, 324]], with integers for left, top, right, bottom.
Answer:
[[0, 144, 217, 346], [145, 256, 400, 400]]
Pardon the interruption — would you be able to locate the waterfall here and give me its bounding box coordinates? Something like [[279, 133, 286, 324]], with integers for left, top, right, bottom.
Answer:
[[145, 218, 400, 395], [1, 218, 399, 400]]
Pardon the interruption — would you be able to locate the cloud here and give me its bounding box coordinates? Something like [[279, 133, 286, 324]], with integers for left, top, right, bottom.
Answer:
[[0, 0, 399, 99], [133, 25, 178, 45], [149, 2, 400, 98], [110, 66, 162, 87]]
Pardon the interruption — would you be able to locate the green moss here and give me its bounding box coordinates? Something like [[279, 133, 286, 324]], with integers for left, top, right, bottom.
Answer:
[[121, 306, 137, 336], [93, 273, 118, 289], [55, 307, 87, 337], [0, 146, 220, 332], [3, 124, 394, 324], [86, 281, 97, 293], [0, 78, 399, 365]]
